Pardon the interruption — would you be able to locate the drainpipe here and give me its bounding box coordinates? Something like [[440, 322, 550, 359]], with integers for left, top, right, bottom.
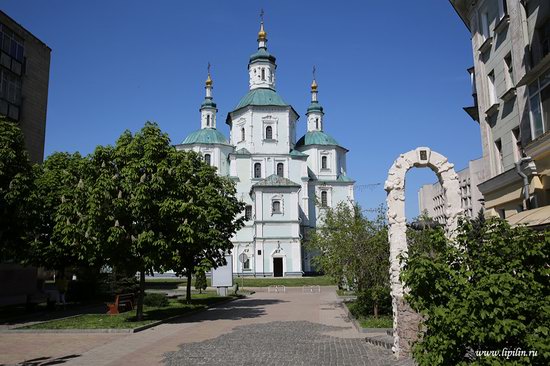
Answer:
[[515, 157, 532, 210]]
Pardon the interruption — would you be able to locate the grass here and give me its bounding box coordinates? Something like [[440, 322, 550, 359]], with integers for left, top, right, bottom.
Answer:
[[358, 316, 393, 329], [145, 275, 335, 289], [344, 301, 392, 329], [20, 294, 232, 330]]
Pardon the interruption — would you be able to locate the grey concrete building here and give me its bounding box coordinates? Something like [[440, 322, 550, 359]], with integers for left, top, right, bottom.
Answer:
[[418, 158, 486, 224], [450, 0, 550, 227], [0, 10, 51, 163]]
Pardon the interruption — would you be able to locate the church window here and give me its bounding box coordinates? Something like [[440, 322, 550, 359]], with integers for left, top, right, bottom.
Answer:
[[204, 153, 211, 165], [321, 191, 328, 207], [241, 127, 245, 142], [321, 156, 328, 170], [277, 163, 284, 177], [243, 257, 250, 270], [265, 125, 273, 140], [261, 68, 266, 81], [316, 118, 319, 130], [245, 205, 252, 220], [206, 115, 210, 127], [254, 162, 262, 178], [272, 200, 281, 213]]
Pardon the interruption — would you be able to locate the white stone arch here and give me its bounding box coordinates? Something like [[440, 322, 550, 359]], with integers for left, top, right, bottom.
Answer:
[[384, 147, 462, 358]]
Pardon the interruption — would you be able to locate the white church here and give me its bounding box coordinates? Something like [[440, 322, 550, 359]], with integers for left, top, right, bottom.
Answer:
[[176, 20, 354, 277]]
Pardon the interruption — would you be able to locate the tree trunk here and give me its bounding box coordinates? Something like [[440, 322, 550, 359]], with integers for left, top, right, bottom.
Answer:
[[186, 270, 192, 303], [136, 270, 145, 321], [373, 303, 379, 318]]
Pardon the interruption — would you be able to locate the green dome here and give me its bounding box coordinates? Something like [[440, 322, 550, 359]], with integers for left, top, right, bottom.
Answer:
[[295, 131, 339, 148], [201, 98, 217, 109], [249, 47, 276, 64], [307, 101, 324, 113], [181, 128, 229, 145], [233, 88, 288, 111]]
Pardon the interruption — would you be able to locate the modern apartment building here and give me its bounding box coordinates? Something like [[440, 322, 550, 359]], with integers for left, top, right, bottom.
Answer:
[[0, 10, 50, 163], [418, 158, 486, 224], [450, 0, 550, 227]]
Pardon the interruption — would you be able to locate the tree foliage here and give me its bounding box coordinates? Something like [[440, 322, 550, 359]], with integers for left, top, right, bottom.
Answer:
[[0, 118, 35, 262], [402, 216, 549, 365], [307, 203, 390, 316], [195, 268, 207, 294]]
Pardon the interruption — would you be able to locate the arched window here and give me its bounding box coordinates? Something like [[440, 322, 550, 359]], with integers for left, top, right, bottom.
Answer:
[[241, 127, 245, 142], [321, 156, 328, 169], [254, 162, 262, 178], [276, 163, 284, 177], [316, 118, 319, 130], [321, 191, 328, 207], [245, 205, 252, 220], [204, 154, 211, 165], [265, 125, 273, 140], [261, 68, 266, 81], [206, 115, 210, 127], [272, 200, 281, 213]]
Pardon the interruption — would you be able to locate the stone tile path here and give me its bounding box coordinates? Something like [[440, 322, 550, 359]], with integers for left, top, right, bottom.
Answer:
[[0, 287, 413, 366]]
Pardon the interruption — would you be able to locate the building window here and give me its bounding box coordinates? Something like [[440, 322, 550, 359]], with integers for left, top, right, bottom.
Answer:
[[504, 53, 514, 90], [0, 24, 24, 62], [487, 71, 497, 106], [265, 125, 272, 139], [206, 115, 210, 127], [272, 200, 281, 213], [0, 69, 22, 105], [528, 71, 550, 139], [512, 127, 521, 163], [243, 257, 250, 270], [497, 0, 507, 20], [321, 156, 328, 170], [321, 191, 328, 207], [204, 153, 211, 165], [241, 127, 245, 142], [276, 163, 284, 177], [480, 12, 490, 40], [494, 139, 503, 175], [261, 68, 266, 81], [316, 118, 319, 130], [245, 205, 252, 220], [254, 162, 262, 178]]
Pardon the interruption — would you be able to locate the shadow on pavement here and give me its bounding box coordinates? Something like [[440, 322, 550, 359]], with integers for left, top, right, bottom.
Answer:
[[167, 298, 288, 324], [17, 354, 80, 365]]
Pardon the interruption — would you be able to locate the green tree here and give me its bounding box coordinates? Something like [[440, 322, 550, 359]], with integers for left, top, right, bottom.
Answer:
[[29, 152, 89, 271], [402, 216, 550, 365], [161, 149, 244, 302], [73, 122, 174, 320], [0, 118, 35, 262], [307, 203, 390, 316], [194, 268, 207, 294]]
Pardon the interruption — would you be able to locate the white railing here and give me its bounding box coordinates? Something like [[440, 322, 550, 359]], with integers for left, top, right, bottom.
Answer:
[[268, 285, 286, 293], [302, 285, 321, 293]]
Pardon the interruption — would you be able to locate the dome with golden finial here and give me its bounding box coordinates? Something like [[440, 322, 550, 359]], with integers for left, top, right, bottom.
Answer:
[[205, 73, 212, 87], [311, 79, 318, 92], [258, 21, 267, 41]]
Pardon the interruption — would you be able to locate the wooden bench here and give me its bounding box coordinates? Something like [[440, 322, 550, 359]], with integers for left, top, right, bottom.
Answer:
[[106, 293, 135, 315]]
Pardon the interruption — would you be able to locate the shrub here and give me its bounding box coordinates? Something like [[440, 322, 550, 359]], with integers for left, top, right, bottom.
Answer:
[[143, 293, 168, 308], [402, 216, 550, 365], [194, 269, 207, 294]]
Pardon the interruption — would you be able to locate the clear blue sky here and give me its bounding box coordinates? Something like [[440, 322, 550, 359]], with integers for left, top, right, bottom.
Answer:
[[4, 0, 480, 219]]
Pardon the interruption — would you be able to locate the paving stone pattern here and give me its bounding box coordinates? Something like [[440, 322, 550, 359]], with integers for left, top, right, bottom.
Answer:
[[164, 321, 414, 366]]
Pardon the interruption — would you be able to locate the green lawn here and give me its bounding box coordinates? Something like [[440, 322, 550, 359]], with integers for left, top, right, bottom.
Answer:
[[145, 275, 334, 289], [336, 289, 356, 296], [20, 294, 231, 330], [358, 316, 392, 329], [344, 301, 392, 329]]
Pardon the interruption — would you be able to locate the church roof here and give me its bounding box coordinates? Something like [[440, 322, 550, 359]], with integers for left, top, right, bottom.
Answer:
[[249, 48, 276, 64], [337, 174, 354, 182], [233, 88, 288, 111], [307, 101, 324, 114], [295, 131, 340, 148], [290, 149, 308, 157], [201, 98, 217, 109], [252, 174, 301, 188], [181, 128, 229, 145]]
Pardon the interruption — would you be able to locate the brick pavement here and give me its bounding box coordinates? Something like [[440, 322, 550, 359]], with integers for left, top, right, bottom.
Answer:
[[0, 287, 413, 366]]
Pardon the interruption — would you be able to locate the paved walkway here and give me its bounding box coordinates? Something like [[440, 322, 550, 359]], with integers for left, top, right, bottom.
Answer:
[[0, 287, 413, 366]]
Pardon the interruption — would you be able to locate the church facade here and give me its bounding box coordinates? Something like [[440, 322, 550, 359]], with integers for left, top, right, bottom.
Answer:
[[176, 21, 354, 277]]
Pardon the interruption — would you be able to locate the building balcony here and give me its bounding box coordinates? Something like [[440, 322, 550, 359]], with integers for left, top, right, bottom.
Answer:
[[478, 37, 493, 54], [525, 131, 550, 160], [463, 106, 479, 122], [494, 15, 510, 34], [500, 87, 516, 102]]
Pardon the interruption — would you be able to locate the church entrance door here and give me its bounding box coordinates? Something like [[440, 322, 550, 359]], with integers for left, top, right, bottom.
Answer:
[[273, 258, 283, 277]]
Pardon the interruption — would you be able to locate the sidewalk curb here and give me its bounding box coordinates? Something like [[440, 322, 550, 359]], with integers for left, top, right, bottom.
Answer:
[[2, 296, 242, 334]]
